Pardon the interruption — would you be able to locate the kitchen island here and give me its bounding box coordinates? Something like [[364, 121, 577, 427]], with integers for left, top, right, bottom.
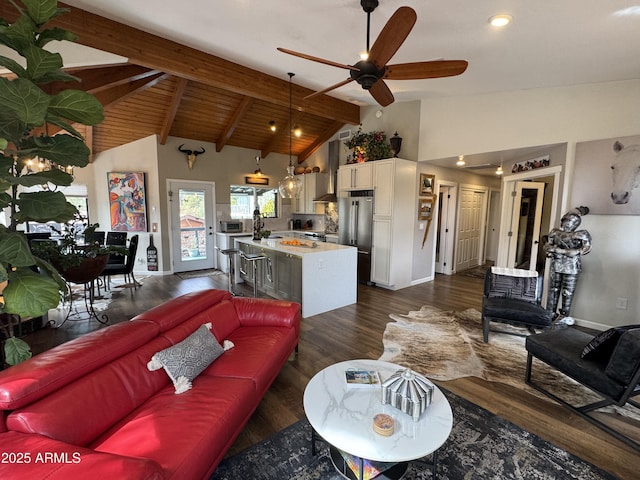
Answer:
[[234, 237, 357, 318]]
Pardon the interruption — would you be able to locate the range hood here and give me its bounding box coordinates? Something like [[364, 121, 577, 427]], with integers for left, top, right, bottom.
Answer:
[[314, 139, 339, 203]]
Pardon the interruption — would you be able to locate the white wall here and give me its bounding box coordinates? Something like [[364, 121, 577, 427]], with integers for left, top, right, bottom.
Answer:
[[418, 79, 640, 328], [92, 135, 161, 273]]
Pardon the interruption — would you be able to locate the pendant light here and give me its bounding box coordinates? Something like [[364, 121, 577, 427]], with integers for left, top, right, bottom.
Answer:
[[254, 154, 263, 176], [278, 72, 303, 199]]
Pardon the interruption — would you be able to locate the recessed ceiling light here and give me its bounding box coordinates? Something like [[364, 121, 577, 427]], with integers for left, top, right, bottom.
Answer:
[[489, 14, 512, 27]]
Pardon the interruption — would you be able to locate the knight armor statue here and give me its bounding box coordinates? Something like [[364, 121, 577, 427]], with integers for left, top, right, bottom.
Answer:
[[543, 206, 592, 325]]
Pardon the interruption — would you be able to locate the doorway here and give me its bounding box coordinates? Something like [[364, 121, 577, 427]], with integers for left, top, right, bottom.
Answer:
[[508, 182, 545, 270], [485, 189, 501, 262], [168, 180, 216, 273], [435, 182, 457, 275]]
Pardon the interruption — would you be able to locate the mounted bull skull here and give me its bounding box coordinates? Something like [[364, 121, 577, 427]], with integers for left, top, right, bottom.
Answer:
[[178, 144, 206, 170]]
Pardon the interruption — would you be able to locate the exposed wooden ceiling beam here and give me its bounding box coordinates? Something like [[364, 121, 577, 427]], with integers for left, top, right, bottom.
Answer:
[[159, 77, 188, 145], [298, 121, 344, 162], [47, 64, 158, 95], [5, 3, 360, 125], [95, 72, 168, 108], [215, 96, 254, 152]]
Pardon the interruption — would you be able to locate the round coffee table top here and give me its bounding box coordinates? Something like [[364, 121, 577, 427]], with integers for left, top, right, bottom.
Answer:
[[303, 359, 453, 463]]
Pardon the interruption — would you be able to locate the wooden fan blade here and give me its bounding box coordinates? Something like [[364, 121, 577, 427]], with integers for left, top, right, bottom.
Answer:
[[369, 80, 394, 107], [384, 60, 468, 80], [304, 78, 354, 100], [277, 47, 359, 71], [367, 6, 417, 69]]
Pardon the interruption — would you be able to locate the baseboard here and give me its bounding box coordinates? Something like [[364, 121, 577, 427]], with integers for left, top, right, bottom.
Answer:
[[410, 275, 434, 286], [574, 318, 608, 332]]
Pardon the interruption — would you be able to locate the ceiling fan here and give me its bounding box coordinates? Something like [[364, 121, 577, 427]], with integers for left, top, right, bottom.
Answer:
[[277, 0, 468, 107]]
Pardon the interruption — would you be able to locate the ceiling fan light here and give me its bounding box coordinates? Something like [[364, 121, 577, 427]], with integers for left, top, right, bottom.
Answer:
[[456, 155, 466, 166], [489, 14, 512, 27]]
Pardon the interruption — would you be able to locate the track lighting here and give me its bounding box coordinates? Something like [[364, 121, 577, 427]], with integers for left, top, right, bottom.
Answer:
[[269, 121, 276, 132]]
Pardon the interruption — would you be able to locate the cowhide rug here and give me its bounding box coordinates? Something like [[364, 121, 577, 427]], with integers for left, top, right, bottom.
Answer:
[[379, 305, 640, 422]]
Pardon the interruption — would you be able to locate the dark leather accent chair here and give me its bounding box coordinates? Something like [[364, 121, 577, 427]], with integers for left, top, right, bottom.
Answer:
[[482, 267, 554, 343], [526, 326, 640, 450], [101, 234, 140, 289]]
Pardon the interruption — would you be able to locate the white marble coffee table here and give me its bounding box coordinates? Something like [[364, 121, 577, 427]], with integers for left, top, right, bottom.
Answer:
[[303, 359, 453, 479]]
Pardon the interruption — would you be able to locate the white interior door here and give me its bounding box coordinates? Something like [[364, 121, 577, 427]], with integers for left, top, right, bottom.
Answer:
[[455, 187, 487, 272], [507, 181, 545, 270], [168, 180, 216, 273]]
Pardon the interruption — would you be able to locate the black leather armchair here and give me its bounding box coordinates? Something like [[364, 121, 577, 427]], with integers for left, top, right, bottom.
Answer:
[[482, 267, 554, 343], [526, 326, 640, 450]]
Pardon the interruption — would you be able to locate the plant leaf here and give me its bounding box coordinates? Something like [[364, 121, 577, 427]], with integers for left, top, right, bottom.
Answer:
[[37, 26, 76, 47], [0, 77, 49, 127], [22, 0, 60, 26], [15, 190, 75, 222], [0, 232, 35, 267], [48, 90, 104, 126], [16, 168, 74, 187], [0, 54, 28, 77], [23, 43, 63, 82], [43, 114, 83, 139], [3, 268, 61, 318], [21, 133, 90, 167], [4, 337, 33, 366]]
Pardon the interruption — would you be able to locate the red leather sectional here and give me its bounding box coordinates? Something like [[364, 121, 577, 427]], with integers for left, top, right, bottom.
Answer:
[[0, 289, 300, 479]]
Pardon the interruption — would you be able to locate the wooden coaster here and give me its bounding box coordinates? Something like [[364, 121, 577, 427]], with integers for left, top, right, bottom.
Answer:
[[373, 413, 394, 436]]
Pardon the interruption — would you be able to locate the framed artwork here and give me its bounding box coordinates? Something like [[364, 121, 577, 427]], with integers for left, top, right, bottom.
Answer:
[[571, 134, 640, 215], [418, 197, 434, 221], [107, 172, 148, 231], [419, 174, 434, 196]]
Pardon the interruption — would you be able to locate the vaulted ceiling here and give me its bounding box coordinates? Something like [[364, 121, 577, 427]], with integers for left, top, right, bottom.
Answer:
[[0, 2, 360, 163]]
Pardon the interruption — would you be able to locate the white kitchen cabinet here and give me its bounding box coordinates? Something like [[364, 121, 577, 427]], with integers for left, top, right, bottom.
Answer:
[[372, 160, 394, 216], [291, 173, 328, 214], [337, 162, 373, 191], [369, 158, 417, 290], [371, 218, 392, 285]]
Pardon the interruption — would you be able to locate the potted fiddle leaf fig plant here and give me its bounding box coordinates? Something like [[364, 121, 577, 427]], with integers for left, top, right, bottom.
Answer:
[[0, 0, 104, 365]]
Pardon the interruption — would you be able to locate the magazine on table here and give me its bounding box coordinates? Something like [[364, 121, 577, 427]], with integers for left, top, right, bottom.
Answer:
[[344, 369, 381, 387]]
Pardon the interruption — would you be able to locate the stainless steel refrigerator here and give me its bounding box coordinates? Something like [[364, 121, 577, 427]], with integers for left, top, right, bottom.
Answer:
[[338, 193, 374, 284]]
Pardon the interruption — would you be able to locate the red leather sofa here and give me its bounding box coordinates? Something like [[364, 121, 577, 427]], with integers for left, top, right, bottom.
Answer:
[[0, 289, 300, 479]]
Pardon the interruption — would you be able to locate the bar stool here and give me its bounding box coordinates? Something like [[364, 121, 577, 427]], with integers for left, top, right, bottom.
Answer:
[[217, 247, 240, 295], [239, 251, 268, 298]]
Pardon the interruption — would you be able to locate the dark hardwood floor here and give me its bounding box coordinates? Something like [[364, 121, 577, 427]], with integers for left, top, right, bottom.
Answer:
[[22, 270, 639, 479]]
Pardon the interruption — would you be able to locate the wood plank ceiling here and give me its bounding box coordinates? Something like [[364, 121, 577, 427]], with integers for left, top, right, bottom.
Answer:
[[0, 3, 361, 163]]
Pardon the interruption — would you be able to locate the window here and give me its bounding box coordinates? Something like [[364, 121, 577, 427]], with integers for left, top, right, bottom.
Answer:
[[25, 185, 89, 238], [230, 186, 279, 219]]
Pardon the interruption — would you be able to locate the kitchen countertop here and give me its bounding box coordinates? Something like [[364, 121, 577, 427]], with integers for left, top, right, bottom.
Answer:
[[235, 236, 353, 256]]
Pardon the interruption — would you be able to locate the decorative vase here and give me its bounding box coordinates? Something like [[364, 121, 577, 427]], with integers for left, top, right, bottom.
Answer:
[[390, 132, 402, 158]]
